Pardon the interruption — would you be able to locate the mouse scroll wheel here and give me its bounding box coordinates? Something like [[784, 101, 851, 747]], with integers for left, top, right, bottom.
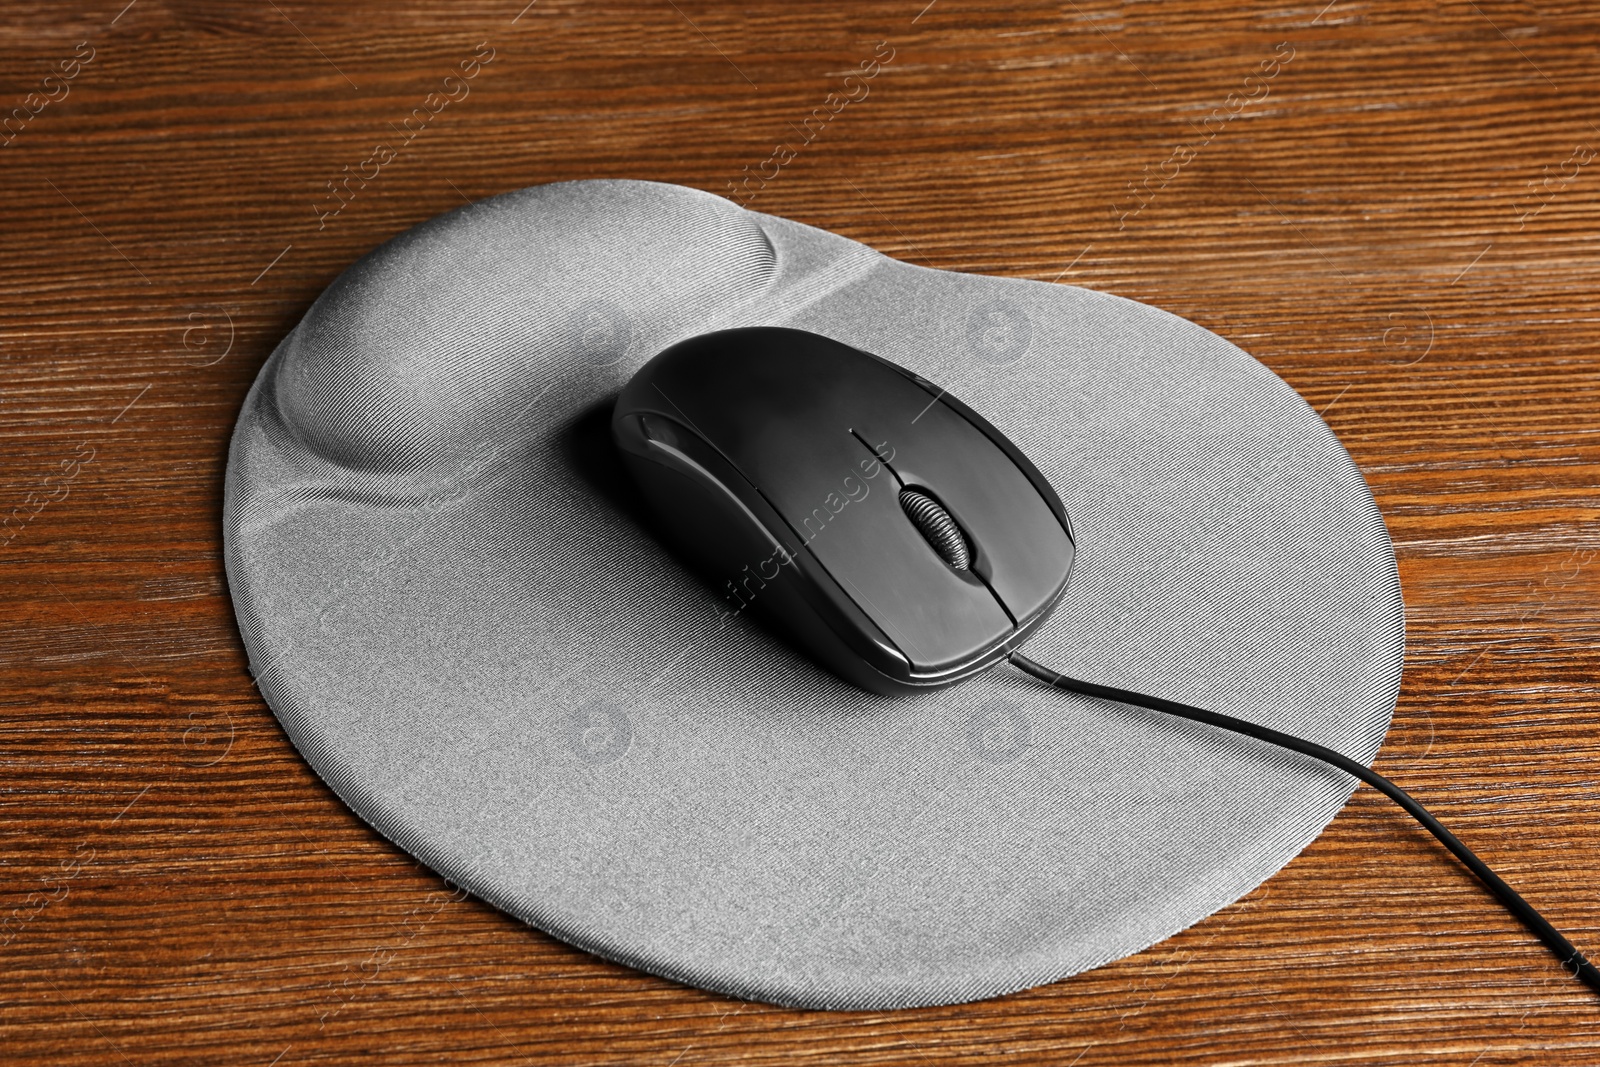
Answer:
[[899, 488, 972, 570]]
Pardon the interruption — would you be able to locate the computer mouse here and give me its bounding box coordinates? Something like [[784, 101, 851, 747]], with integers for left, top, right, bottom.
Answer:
[[612, 326, 1075, 695]]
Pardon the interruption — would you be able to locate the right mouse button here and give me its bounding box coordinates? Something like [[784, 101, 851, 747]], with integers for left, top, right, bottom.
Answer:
[[866, 399, 1073, 625]]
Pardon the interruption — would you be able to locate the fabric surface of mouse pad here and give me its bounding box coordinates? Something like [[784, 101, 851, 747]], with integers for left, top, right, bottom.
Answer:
[[223, 179, 1404, 1010]]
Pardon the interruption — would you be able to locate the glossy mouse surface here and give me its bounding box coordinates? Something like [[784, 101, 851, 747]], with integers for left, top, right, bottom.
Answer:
[[612, 326, 1075, 694]]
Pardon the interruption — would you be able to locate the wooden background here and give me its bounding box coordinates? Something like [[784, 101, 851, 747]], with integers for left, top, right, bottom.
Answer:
[[3, 0, 1598, 1062]]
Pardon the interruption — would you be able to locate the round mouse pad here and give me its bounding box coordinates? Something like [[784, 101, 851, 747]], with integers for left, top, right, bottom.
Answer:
[[224, 179, 1404, 1010]]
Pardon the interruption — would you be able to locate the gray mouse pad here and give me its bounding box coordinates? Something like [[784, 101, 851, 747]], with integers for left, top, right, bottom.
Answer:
[[223, 179, 1403, 1010]]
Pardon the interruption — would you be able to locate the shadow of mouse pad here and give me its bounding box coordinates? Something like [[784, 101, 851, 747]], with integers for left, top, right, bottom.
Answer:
[[223, 179, 1403, 1009]]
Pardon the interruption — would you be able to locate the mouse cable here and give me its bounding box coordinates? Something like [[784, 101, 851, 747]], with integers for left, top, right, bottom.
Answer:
[[1006, 650, 1600, 995]]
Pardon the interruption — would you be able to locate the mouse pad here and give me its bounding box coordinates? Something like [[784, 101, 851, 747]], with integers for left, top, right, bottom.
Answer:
[[223, 179, 1404, 1010]]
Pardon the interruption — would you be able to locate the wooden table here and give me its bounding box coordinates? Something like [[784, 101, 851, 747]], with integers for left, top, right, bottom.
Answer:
[[3, 1, 1597, 1062]]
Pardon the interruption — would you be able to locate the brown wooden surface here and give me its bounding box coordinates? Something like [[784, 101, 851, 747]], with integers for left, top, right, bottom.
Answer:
[[3, 0, 1599, 1063]]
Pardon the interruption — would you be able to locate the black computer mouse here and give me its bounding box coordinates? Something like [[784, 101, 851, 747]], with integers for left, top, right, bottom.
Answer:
[[612, 326, 1075, 695]]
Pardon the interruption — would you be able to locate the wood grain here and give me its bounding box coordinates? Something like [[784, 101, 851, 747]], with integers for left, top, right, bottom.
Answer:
[[2, 1, 1598, 1063]]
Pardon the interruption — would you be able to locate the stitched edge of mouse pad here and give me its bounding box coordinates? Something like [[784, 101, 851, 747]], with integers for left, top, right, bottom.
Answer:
[[223, 179, 1404, 1010]]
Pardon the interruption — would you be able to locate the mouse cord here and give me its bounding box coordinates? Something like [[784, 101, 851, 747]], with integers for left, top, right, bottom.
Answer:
[[1006, 650, 1600, 996]]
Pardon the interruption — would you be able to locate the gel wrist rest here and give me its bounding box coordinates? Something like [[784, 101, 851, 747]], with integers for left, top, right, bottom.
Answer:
[[223, 179, 1403, 1010]]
